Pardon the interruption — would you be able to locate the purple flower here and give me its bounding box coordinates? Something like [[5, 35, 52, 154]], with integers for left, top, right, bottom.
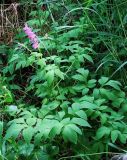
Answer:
[[23, 23, 39, 49]]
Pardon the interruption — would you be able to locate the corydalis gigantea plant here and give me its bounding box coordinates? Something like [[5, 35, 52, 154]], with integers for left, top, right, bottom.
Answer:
[[23, 23, 39, 49]]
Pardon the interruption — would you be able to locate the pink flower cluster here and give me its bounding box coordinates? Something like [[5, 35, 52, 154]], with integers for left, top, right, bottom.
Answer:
[[23, 23, 39, 49]]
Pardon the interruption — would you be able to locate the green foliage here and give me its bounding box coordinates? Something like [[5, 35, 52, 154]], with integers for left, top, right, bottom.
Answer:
[[1, 0, 127, 159], [0, 76, 13, 104]]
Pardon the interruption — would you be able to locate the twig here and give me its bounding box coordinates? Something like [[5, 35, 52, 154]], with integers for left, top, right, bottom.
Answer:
[[58, 152, 124, 160]]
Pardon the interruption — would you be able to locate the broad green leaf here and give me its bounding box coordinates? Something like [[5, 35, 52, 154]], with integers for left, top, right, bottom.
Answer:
[[48, 101, 60, 110], [26, 118, 37, 126], [34, 132, 43, 145], [49, 123, 63, 138], [100, 114, 107, 125], [58, 111, 65, 120], [112, 98, 124, 107], [72, 74, 84, 82], [61, 118, 70, 125], [93, 88, 100, 99], [37, 58, 46, 68], [87, 79, 96, 88], [63, 125, 77, 144], [71, 118, 91, 127], [5, 123, 25, 140], [96, 126, 110, 139], [105, 80, 121, 90], [80, 101, 97, 109], [55, 69, 64, 80], [10, 118, 25, 124], [68, 107, 74, 115], [83, 54, 93, 63], [72, 103, 81, 111], [23, 127, 35, 143], [94, 99, 106, 106], [67, 124, 82, 135], [45, 70, 54, 85], [10, 84, 21, 90], [80, 95, 94, 102], [119, 133, 127, 144], [16, 60, 26, 70], [9, 54, 19, 63], [121, 103, 127, 112], [38, 107, 50, 118], [111, 130, 119, 143], [82, 88, 89, 95], [99, 88, 116, 100], [99, 105, 108, 110], [4, 88, 13, 103], [38, 119, 60, 139], [18, 143, 34, 156], [98, 77, 109, 86], [35, 150, 49, 160], [77, 68, 89, 78], [72, 84, 86, 91], [75, 110, 87, 120]]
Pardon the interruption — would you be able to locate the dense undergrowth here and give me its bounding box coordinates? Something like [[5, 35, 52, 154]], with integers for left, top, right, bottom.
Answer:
[[0, 0, 127, 159]]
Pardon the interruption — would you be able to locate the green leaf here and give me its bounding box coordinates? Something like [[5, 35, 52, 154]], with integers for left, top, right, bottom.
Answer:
[[67, 124, 82, 135], [100, 114, 107, 125], [80, 101, 97, 109], [111, 130, 119, 143], [119, 133, 127, 144], [72, 74, 84, 82], [5, 123, 25, 140], [38, 107, 50, 118], [10, 84, 21, 90], [49, 123, 63, 138], [4, 88, 13, 103], [121, 103, 127, 112], [83, 54, 93, 63], [37, 119, 59, 139], [9, 54, 19, 63], [96, 126, 110, 139], [112, 98, 124, 107], [55, 69, 64, 80], [48, 100, 60, 110], [87, 79, 96, 88], [26, 118, 37, 126], [16, 60, 26, 70], [45, 70, 54, 85], [82, 88, 89, 95], [77, 68, 89, 78], [34, 132, 43, 145], [75, 110, 87, 120], [71, 118, 91, 127], [104, 80, 121, 90], [58, 111, 65, 120], [93, 88, 100, 99], [36, 150, 49, 160], [37, 58, 46, 68], [72, 103, 81, 112], [98, 77, 109, 86], [19, 143, 34, 156], [99, 88, 115, 100], [23, 127, 35, 143], [61, 118, 70, 125], [62, 125, 77, 144]]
